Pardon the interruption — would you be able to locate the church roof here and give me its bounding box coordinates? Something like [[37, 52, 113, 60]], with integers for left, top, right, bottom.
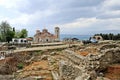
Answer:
[[34, 28, 56, 38]]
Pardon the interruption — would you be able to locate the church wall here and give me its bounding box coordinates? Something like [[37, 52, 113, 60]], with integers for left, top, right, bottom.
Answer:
[[34, 27, 60, 43]]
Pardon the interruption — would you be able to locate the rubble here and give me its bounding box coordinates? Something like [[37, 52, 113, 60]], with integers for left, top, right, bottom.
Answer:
[[58, 43, 120, 80], [0, 57, 17, 74], [0, 42, 119, 80]]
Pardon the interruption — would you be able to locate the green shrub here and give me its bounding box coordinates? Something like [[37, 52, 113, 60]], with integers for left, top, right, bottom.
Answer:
[[35, 50, 44, 55], [17, 63, 24, 69]]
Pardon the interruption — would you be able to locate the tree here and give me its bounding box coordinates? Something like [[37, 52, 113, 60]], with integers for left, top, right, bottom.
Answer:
[[0, 34, 1, 41], [14, 30, 21, 38], [19, 29, 28, 38], [94, 33, 120, 40], [0, 21, 15, 42], [109, 33, 114, 40], [6, 30, 15, 43], [14, 29, 28, 38]]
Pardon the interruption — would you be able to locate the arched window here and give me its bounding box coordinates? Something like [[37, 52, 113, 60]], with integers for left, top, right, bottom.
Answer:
[[14, 39, 18, 42], [21, 40, 23, 43], [97, 37, 101, 40], [46, 39, 49, 42]]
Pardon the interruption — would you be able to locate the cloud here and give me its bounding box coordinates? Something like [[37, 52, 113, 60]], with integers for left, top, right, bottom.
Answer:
[[102, 0, 120, 10], [0, 0, 120, 36], [57, 18, 120, 34], [97, 10, 120, 19], [97, 0, 120, 19], [9, 10, 55, 25], [0, 0, 30, 9]]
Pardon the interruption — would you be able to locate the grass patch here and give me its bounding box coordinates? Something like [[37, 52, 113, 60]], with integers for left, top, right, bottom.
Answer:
[[17, 63, 24, 69], [34, 50, 44, 55]]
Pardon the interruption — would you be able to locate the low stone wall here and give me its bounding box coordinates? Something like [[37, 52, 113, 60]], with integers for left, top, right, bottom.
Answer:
[[63, 49, 101, 70], [62, 50, 85, 65], [99, 44, 120, 50], [59, 44, 120, 80]]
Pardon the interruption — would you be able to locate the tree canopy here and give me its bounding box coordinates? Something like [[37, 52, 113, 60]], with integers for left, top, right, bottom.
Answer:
[[14, 29, 28, 38], [0, 21, 15, 42], [0, 21, 28, 42], [19, 29, 28, 38], [94, 33, 120, 40]]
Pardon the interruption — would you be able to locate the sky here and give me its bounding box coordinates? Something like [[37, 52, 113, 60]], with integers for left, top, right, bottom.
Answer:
[[0, 0, 120, 36]]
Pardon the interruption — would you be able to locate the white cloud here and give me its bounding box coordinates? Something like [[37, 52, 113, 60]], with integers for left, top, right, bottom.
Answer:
[[0, 0, 29, 9], [96, 0, 120, 19], [60, 18, 97, 29], [57, 18, 120, 34], [102, 0, 120, 10], [0, 0, 120, 36], [14, 10, 54, 24], [10, 14, 31, 25]]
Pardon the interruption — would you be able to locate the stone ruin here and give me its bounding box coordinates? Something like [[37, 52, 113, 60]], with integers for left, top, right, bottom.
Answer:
[[0, 42, 119, 80], [57, 43, 120, 80]]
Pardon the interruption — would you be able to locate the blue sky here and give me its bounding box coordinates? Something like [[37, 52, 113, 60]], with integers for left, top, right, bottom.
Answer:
[[0, 0, 120, 36]]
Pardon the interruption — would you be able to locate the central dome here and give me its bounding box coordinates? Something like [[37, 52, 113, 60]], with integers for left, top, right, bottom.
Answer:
[[42, 29, 48, 32]]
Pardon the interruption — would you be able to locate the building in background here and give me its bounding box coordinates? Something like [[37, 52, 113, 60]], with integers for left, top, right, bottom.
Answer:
[[34, 27, 60, 43], [12, 38, 28, 43], [92, 35, 103, 41]]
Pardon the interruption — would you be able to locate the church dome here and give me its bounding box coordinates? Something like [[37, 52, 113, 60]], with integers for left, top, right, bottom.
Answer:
[[42, 29, 48, 32], [36, 30, 40, 34]]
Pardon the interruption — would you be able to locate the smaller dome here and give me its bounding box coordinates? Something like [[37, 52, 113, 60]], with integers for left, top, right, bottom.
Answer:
[[36, 30, 40, 34]]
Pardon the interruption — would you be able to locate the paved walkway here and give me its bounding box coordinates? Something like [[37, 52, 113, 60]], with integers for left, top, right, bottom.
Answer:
[[14, 44, 70, 52], [31, 42, 64, 46]]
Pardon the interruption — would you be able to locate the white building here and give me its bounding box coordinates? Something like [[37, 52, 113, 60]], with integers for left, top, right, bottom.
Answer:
[[12, 38, 28, 43]]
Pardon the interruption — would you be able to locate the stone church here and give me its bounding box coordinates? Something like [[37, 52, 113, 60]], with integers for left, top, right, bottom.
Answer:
[[34, 27, 60, 43]]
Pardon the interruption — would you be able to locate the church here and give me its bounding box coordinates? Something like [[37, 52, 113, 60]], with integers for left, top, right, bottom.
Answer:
[[34, 27, 60, 43]]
